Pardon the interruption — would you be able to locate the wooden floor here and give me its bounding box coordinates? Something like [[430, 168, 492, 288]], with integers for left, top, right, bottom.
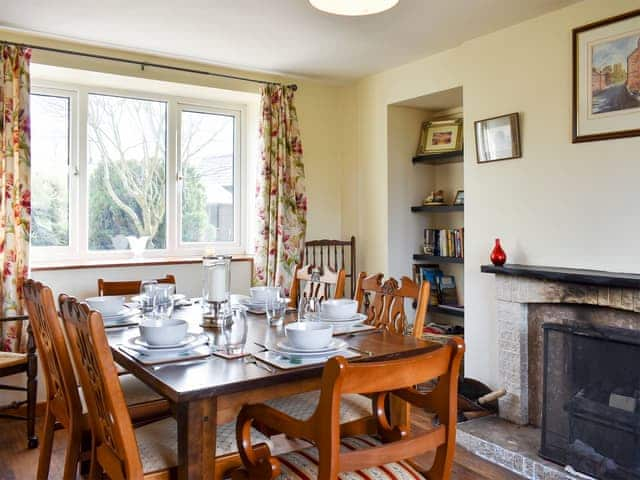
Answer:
[[0, 410, 522, 479]]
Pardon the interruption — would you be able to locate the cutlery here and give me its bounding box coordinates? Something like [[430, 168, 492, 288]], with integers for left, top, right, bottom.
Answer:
[[151, 357, 211, 371], [348, 346, 374, 356], [244, 355, 274, 372], [253, 341, 270, 351], [347, 328, 383, 338]]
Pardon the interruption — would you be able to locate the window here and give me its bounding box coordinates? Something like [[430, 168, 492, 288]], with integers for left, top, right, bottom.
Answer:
[[30, 82, 245, 264], [31, 92, 71, 248], [87, 94, 167, 251], [179, 108, 238, 244]]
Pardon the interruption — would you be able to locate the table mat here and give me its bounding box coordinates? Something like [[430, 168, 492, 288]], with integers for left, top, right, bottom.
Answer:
[[253, 349, 359, 370], [118, 344, 211, 366]]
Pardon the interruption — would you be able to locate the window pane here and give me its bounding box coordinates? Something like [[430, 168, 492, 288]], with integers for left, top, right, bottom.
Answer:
[[31, 94, 70, 247], [87, 94, 167, 250], [180, 110, 235, 243]]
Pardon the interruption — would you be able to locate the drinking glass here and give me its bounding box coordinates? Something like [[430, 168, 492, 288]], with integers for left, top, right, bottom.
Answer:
[[298, 295, 319, 322], [266, 297, 287, 327], [139, 280, 158, 313], [153, 284, 175, 320], [222, 305, 248, 354]]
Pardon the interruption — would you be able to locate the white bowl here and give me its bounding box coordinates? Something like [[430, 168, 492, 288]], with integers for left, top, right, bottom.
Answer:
[[250, 286, 279, 304], [321, 299, 358, 318], [139, 319, 188, 346], [86, 296, 126, 316], [285, 323, 333, 350]]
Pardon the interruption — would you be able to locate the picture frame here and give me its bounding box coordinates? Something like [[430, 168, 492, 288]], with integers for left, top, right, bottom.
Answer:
[[474, 112, 521, 163], [417, 119, 463, 155], [453, 190, 464, 206], [572, 9, 640, 143]]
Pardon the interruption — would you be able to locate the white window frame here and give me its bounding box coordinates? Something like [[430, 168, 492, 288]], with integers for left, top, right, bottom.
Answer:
[[30, 80, 247, 265], [30, 87, 79, 263], [176, 102, 244, 254]]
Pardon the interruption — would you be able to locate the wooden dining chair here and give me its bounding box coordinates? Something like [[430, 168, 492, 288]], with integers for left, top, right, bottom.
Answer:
[[59, 295, 272, 480], [303, 237, 356, 297], [0, 314, 37, 449], [268, 272, 431, 427], [355, 272, 431, 339], [288, 264, 346, 308], [234, 337, 464, 480], [22, 280, 170, 479], [97, 274, 176, 296]]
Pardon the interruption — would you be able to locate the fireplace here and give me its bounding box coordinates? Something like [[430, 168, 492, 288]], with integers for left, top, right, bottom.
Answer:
[[541, 323, 640, 479]]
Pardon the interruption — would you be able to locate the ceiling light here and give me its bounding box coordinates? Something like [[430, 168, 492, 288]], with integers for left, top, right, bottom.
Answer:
[[309, 0, 399, 16]]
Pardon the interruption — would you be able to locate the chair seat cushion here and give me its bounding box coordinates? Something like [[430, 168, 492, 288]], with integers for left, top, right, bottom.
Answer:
[[0, 352, 27, 369], [275, 435, 425, 480], [136, 417, 273, 474], [119, 373, 164, 405], [266, 392, 371, 423]]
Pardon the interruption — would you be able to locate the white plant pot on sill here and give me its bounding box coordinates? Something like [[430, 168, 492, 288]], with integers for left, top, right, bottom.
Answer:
[[127, 236, 150, 258]]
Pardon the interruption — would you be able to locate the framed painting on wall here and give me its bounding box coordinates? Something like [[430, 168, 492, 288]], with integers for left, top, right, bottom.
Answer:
[[573, 9, 640, 143], [474, 113, 521, 163]]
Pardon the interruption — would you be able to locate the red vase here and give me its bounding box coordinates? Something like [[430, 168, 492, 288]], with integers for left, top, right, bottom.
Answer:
[[490, 238, 507, 266]]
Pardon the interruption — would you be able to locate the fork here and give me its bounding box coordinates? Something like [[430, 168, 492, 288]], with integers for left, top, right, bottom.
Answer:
[[348, 346, 374, 356], [244, 355, 274, 372]]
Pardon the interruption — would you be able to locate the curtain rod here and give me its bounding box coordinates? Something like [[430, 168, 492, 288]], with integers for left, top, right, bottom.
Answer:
[[2, 40, 298, 91]]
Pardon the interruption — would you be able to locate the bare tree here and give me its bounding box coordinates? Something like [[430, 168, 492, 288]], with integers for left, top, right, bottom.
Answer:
[[87, 96, 228, 240]]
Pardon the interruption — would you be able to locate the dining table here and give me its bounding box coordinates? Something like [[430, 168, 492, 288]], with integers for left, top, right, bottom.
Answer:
[[106, 303, 440, 480]]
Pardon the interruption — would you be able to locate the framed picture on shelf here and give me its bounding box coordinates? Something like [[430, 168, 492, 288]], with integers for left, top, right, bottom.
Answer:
[[417, 119, 463, 155], [572, 9, 640, 143], [453, 190, 464, 206], [474, 112, 521, 163]]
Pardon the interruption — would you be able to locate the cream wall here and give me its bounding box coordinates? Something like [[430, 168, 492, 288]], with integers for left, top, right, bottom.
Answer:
[[342, 0, 640, 387]]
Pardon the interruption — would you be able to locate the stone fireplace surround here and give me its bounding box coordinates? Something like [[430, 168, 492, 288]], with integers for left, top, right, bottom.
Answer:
[[455, 264, 640, 479], [482, 264, 640, 426]]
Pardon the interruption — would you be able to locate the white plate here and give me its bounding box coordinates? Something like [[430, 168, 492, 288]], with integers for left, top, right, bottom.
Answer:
[[307, 312, 367, 323], [103, 308, 141, 321], [130, 333, 205, 351], [275, 338, 348, 354]]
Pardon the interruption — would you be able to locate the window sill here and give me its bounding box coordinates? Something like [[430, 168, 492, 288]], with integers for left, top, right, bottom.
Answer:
[[31, 255, 254, 272]]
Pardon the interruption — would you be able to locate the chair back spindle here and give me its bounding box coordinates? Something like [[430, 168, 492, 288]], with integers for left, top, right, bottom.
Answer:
[[303, 237, 356, 297]]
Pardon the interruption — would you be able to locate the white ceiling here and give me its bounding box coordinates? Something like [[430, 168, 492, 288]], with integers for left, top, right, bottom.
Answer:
[[1, 0, 579, 81]]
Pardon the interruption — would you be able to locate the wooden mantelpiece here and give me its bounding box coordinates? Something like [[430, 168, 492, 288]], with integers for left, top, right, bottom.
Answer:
[[481, 264, 640, 289]]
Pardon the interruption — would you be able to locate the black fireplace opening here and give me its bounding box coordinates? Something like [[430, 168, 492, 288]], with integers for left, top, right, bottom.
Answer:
[[540, 323, 640, 479]]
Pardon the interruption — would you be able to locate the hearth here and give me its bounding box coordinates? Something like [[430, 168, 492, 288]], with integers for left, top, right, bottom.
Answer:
[[541, 323, 640, 479]]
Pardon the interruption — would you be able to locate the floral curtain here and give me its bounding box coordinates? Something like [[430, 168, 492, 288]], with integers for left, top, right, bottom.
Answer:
[[254, 85, 307, 292], [0, 45, 31, 352]]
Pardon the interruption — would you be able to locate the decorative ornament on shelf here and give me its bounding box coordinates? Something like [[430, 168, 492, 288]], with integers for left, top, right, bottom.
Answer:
[[490, 238, 507, 266], [423, 190, 446, 206]]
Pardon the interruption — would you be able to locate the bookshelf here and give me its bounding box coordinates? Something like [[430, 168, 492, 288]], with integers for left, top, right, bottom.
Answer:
[[411, 205, 463, 213], [413, 254, 463, 264], [412, 150, 463, 165]]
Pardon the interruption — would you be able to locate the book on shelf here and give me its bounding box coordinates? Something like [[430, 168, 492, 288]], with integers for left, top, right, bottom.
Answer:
[[423, 227, 464, 258]]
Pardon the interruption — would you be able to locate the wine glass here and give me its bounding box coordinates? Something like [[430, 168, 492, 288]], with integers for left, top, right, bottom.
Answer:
[[298, 295, 319, 322]]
